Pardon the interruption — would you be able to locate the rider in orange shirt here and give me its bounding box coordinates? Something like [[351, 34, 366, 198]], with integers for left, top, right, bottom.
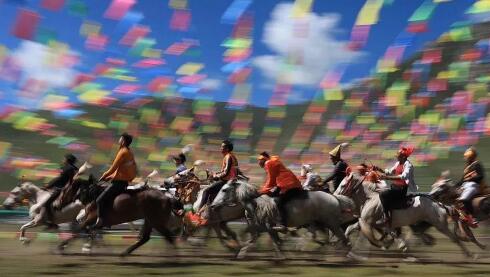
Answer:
[[258, 152, 303, 231], [95, 133, 137, 227]]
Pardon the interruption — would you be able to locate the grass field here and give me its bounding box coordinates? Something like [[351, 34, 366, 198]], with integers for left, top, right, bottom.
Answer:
[[0, 224, 490, 277]]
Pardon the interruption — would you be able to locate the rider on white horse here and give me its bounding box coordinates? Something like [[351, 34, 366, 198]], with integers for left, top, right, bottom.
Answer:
[[322, 143, 349, 193], [40, 153, 79, 228], [257, 152, 303, 232], [197, 140, 239, 216], [455, 146, 486, 227], [374, 146, 417, 227]]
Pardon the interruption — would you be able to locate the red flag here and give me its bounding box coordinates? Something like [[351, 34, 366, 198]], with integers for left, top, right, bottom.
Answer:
[[11, 9, 40, 40]]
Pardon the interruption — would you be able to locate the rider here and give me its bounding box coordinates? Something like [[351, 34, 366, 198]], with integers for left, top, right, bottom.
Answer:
[[258, 152, 303, 231], [455, 146, 485, 227], [197, 139, 239, 214], [300, 164, 321, 191], [41, 153, 79, 228], [377, 146, 417, 226], [322, 143, 349, 192], [95, 133, 137, 227], [172, 152, 187, 174]]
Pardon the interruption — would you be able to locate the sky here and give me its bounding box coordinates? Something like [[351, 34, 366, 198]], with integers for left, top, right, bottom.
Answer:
[[0, 0, 483, 109]]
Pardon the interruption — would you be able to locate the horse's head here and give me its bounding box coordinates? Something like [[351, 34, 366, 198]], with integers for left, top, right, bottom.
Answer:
[[75, 174, 98, 204], [2, 182, 37, 210], [429, 171, 454, 199], [210, 181, 239, 209]]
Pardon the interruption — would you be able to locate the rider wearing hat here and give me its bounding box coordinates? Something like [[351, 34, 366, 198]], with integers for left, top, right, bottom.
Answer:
[[258, 152, 302, 231], [456, 146, 485, 227], [376, 146, 417, 226], [41, 153, 79, 227], [322, 143, 349, 192], [95, 133, 137, 227]]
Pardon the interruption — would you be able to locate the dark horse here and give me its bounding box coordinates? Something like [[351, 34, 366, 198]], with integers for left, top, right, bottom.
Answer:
[[58, 175, 178, 256]]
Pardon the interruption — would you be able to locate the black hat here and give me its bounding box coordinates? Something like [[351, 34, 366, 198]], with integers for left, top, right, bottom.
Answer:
[[64, 153, 78, 165], [172, 153, 186, 163]]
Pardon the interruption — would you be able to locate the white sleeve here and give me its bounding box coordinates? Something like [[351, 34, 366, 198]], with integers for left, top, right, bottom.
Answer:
[[385, 163, 397, 174], [398, 162, 413, 185]]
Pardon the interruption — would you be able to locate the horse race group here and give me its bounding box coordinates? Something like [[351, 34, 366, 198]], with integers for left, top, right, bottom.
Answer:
[[3, 132, 490, 259]]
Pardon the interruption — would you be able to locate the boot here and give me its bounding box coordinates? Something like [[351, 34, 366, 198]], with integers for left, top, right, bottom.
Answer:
[[93, 205, 104, 228]]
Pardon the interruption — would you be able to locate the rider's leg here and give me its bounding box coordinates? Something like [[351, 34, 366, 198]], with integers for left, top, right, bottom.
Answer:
[[198, 180, 225, 212], [458, 182, 479, 226], [379, 189, 392, 224], [95, 181, 127, 227], [44, 188, 61, 226]]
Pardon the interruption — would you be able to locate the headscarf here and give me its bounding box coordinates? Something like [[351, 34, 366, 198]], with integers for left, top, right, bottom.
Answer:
[[399, 146, 414, 158]]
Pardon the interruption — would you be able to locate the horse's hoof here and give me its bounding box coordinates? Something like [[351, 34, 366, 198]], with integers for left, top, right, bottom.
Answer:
[[236, 248, 247, 260], [402, 256, 419, 262], [346, 251, 368, 262], [20, 237, 31, 246], [120, 251, 130, 258], [81, 243, 92, 254]]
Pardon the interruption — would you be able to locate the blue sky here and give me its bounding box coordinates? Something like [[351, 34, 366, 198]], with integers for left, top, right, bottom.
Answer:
[[0, 0, 481, 109]]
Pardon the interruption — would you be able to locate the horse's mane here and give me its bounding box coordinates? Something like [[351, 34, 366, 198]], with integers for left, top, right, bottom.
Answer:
[[235, 181, 278, 224], [235, 180, 258, 202]]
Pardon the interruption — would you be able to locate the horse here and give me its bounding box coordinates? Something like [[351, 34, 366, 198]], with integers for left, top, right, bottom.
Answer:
[[58, 175, 178, 256], [430, 174, 490, 249], [340, 171, 473, 257], [3, 181, 85, 244], [164, 167, 247, 250], [212, 180, 352, 259]]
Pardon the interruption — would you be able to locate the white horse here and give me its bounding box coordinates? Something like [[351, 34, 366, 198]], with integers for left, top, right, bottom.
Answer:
[[338, 172, 473, 257], [3, 182, 85, 244], [2, 162, 93, 244]]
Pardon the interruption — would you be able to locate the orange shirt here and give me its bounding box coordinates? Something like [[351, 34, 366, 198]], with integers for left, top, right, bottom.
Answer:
[[215, 153, 238, 181], [101, 147, 137, 182], [260, 156, 302, 194]]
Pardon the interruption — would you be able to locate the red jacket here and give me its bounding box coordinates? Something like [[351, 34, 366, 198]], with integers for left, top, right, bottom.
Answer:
[[260, 156, 302, 194]]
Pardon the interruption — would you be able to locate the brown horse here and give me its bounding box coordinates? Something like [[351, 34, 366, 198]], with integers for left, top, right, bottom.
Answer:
[[58, 175, 179, 256]]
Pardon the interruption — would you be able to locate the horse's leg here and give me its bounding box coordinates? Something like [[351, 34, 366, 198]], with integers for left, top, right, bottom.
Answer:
[[58, 208, 96, 252], [121, 221, 152, 256], [236, 224, 260, 259], [156, 226, 176, 246], [220, 222, 241, 249], [267, 228, 285, 260], [435, 220, 472, 257], [19, 218, 41, 245], [410, 222, 435, 246], [358, 218, 383, 248], [459, 221, 486, 250], [212, 223, 231, 250]]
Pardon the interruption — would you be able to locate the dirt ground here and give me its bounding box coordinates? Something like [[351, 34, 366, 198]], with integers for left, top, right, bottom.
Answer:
[[0, 223, 490, 277]]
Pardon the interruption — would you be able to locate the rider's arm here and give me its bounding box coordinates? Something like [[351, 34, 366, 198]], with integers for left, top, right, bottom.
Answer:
[[260, 162, 278, 194], [463, 162, 485, 184], [100, 149, 126, 180], [323, 162, 342, 184], [214, 155, 232, 179], [384, 164, 397, 175]]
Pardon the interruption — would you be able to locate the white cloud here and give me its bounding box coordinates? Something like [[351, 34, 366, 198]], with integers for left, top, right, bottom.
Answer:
[[11, 41, 78, 89], [200, 78, 223, 91], [254, 3, 363, 86]]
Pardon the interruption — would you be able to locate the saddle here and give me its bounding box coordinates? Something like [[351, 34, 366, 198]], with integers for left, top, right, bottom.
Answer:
[[391, 195, 416, 210]]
